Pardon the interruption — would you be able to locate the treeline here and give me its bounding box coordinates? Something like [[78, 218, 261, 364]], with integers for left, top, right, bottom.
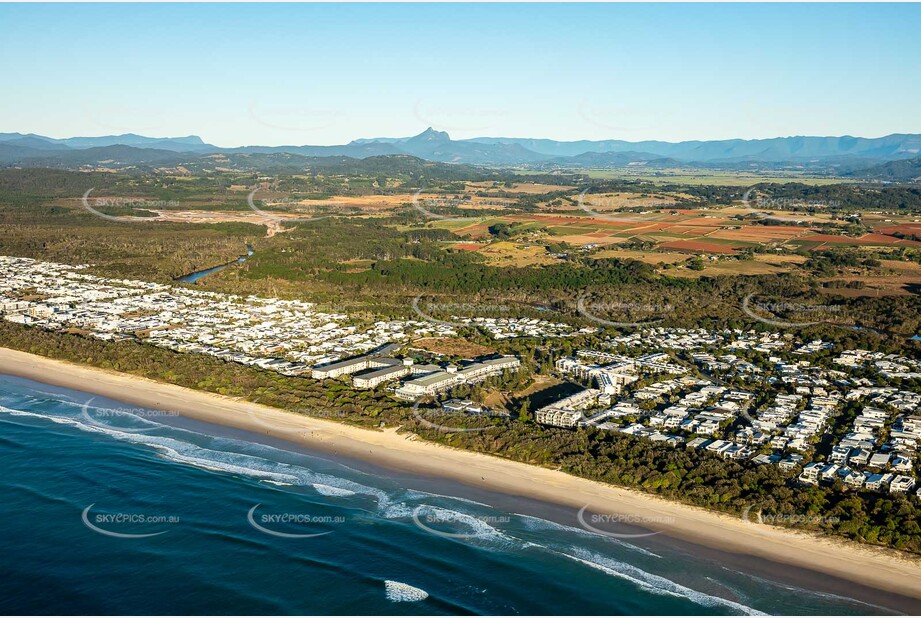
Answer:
[[805, 248, 882, 275], [354, 256, 657, 293], [753, 183, 921, 212], [0, 169, 120, 207], [0, 168, 255, 207], [579, 180, 730, 204]]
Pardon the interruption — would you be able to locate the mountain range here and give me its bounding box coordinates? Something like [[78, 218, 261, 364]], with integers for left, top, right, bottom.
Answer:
[[0, 129, 919, 177]]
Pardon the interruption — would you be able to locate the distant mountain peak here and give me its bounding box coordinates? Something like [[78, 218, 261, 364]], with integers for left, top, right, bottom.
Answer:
[[408, 127, 451, 143]]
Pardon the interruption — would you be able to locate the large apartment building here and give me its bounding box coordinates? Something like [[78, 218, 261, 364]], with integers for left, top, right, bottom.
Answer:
[[555, 356, 638, 395], [352, 358, 413, 389], [535, 407, 583, 428], [535, 388, 601, 428], [394, 356, 521, 400], [310, 343, 403, 380]]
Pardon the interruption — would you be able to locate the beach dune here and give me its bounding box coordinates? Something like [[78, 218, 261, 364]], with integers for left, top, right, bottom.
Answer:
[[2, 346, 920, 606]]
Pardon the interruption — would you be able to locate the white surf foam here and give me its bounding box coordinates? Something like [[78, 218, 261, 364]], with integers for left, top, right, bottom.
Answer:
[[550, 547, 766, 615], [384, 502, 516, 548], [384, 580, 429, 602], [153, 444, 302, 484], [516, 512, 663, 559], [405, 489, 493, 509], [24, 389, 75, 401], [262, 480, 295, 487], [312, 484, 357, 497], [0, 403, 391, 505]]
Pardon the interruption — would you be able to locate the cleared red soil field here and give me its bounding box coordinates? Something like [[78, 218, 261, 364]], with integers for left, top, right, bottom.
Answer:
[[801, 233, 921, 246], [875, 224, 921, 236], [667, 225, 721, 236], [709, 226, 808, 242], [506, 214, 644, 227], [618, 222, 674, 232], [453, 223, 492, 238]]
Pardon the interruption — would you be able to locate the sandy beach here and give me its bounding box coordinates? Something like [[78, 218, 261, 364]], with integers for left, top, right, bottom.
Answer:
[[2, 346, 920, 606]]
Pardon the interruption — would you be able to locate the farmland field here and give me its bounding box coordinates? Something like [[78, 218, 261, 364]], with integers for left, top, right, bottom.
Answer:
[[475, 241, 561, 266], [428, 201, 921, 259], [668, 259, 790, 278], [592, 249, 690, 264], [575, 168, 856, 186], [465, 181, 576, 194]]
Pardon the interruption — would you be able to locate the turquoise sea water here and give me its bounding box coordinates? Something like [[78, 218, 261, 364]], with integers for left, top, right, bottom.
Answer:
[[0, 374, 909, 615]]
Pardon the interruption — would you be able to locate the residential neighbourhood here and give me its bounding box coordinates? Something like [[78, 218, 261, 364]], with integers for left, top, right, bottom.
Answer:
[[0, 256, 523, 402], [0, 257, 436, 372], [535, 332, 921, 499], [1, 255, 918, 500]]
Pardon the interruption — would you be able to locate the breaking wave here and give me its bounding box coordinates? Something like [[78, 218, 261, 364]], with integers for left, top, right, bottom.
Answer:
[[548, 547, 766, 615], [384, 580, 429, 602], [0, 404, 389, 506]]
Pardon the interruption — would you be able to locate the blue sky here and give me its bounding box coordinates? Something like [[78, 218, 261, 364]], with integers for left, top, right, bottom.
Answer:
[[1, 3, 919, 146]]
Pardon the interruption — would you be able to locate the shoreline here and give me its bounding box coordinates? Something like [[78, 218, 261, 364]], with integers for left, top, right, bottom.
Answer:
[[2, 346, 920, 609]]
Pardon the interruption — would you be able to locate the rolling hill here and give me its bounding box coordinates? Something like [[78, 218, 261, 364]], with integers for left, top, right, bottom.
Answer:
[[852, 157, 921, 182]]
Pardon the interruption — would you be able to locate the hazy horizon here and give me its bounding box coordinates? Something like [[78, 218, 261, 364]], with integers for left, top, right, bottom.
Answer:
[[4, 126, 921, 149]]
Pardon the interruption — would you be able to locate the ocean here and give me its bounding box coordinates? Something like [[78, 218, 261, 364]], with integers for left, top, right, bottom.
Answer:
[[0, 374, 904, 615]]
